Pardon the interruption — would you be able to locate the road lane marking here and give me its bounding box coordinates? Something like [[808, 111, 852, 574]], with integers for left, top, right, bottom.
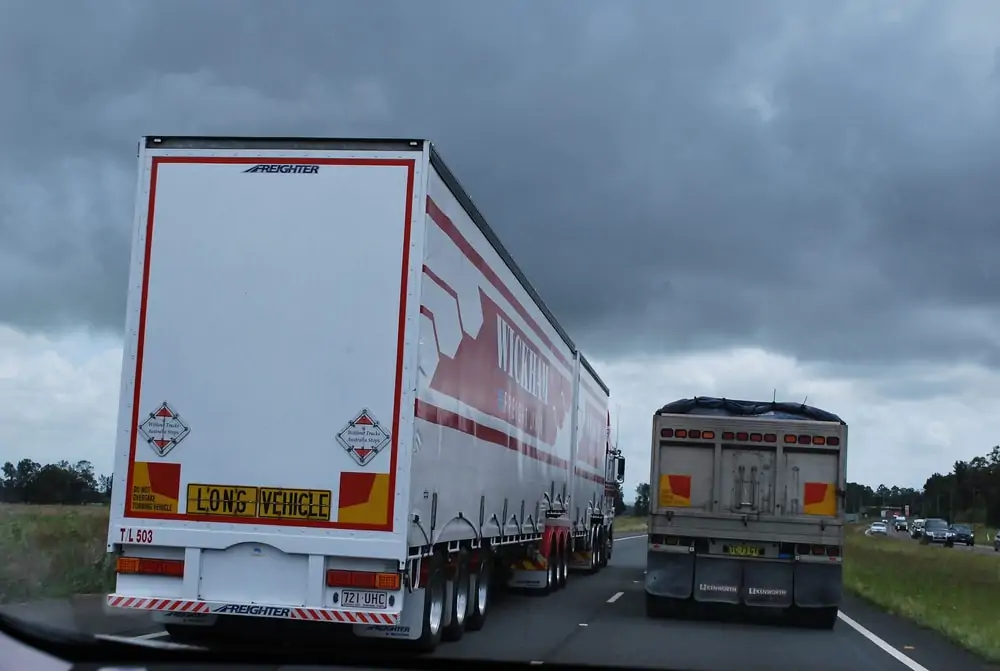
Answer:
[[616, 534, 646, 541], [132, 631, 169, 640], [837, 611, 929, 671], [607, 591, 624, 603]]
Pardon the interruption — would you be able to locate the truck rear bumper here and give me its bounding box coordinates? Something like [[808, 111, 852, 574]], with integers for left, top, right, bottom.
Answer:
[[645, 553, 842, 608], [107, 594, 399, 626]]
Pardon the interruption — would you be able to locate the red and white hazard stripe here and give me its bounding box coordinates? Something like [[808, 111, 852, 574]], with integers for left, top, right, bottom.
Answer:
[[106, 594, 399, 624]]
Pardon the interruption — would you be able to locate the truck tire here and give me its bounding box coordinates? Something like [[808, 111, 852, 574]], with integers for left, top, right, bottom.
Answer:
[[413, 552, 446, 653], [556, 542, 568, 589], [442, 548, 471, 642], [645, 593, 683, 619], [465, 547, 492, 632], [598, 528, 609, 568], [796, 606, 839, 630]]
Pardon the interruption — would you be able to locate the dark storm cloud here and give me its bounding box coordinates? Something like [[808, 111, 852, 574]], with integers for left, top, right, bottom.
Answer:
[[2, 0, 999, 366]]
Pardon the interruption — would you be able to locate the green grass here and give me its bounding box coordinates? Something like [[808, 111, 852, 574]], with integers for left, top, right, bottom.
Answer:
[[844, 528, 1000, 662], [0, 504, 115, 605], [614, 516, 648, 533]]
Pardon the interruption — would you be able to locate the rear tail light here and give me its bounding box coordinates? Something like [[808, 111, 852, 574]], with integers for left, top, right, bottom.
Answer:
[[749, 433, 763, 442], [827, 436, 840, 446], [764, 433, 777, 443], [701, 430, 715, 440], [723, 432, 735, 440], [326, 570, 401, 590], [812, 436, 826, 445], [689, 429, 701, 439], [116, 557, 184, 577], [660, 428, 674, 438], [674, 429, 688, 438], [736, 432, 748, 441]]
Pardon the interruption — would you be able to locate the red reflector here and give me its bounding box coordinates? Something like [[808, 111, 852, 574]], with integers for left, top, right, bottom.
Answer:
[[116, 557, 184, 577], [812, 436, 826, 445], [675, 429, 688, 438], [326, 570, 401, 590], [826, 546, 840, 557], [764, 433, 777, 443], [660, 428, 674, 438], [798, 434, 811, 444], [689, 429, 702, 439], [722, 431, 735, 440], [827, 436, 840, 446], [736, 432, 748, 441], [749, 433, 763, 442], [784, 434, 797, 443], [811, 545, 825, 556], [702, 430, 715, 440]]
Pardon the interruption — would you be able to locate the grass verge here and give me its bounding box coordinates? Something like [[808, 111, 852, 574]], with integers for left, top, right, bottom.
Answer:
[[614, 516, 648, 533], [0, 504, 115, 605], [844, 529, 1000, 662]]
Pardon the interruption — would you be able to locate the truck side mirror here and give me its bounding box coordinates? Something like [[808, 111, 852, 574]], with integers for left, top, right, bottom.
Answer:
[[616, 457, 626, 483]]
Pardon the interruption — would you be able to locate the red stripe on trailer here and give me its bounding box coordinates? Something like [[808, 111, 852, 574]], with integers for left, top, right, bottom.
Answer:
[[123, 156, 416, 532], [415, 400, 570, 470], [426, 196, 573, 371]]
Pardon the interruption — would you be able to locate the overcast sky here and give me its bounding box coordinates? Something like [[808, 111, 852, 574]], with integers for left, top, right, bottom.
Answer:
[[3, 0, 1000, 498]]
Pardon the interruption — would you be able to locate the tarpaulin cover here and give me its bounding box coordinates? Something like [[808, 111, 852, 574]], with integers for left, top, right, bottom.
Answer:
[[655, 396, 846, 425]]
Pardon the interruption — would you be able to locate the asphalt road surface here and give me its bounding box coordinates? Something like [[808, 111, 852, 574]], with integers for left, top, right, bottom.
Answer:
[[5, 533, 996, 670]]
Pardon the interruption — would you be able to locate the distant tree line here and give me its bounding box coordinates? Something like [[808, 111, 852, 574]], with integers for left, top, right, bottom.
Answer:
[[629, 445, 1000, 527], [0, 458, 111, 504]]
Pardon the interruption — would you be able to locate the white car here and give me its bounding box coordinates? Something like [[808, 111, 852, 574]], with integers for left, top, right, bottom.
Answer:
[[869, 521, 888, 535]]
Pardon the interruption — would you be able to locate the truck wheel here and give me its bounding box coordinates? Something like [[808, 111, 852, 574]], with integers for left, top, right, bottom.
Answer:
[[606, 528, 614, 562], [645, 593, 682, 619], [413, 552, 446, 653], [598, 528, 609, 568], [797, 606, 839, 630], [587, 528, 599, 574], [557, 542, 568, 589], [442, 548, 471, 642], [465, 547, 492, 632]]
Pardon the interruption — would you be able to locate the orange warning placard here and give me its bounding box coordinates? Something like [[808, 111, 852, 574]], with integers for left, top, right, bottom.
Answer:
[[658, 474, 692, 508], [338, 472, 390, 525], [803, 482, 836, 516], [130, 462, 181, 514]]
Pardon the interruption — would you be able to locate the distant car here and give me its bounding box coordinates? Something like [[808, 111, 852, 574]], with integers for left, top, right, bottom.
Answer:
[[869, 521, 888, 536], [945, 524, 974, 547], [893, 516, 907, 531], [921, 518, 950, 544], [910, 518, 925, 539]]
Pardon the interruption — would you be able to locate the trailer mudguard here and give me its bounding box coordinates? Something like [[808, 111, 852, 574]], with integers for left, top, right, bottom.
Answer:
[[793, 562, 843, 608], [692, 556, 742, 604], [645, 551, 694, 599], [742, 559, 793, 607]]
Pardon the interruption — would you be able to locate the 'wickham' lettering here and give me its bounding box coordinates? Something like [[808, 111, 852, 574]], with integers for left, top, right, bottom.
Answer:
[[496, 315, 549, 404]]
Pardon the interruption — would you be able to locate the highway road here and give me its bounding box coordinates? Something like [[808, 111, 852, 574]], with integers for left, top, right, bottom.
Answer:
[[4, 532, 996, 670]]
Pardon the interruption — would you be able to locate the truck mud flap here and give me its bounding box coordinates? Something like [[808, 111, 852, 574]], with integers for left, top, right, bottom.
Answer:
[[742, 560, 793, 607], [693, 556, 741, 604], [793, 563, 843, 608], [645, 551, 694, 599]]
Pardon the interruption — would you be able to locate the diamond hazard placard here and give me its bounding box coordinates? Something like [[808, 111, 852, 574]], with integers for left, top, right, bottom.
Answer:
[[336, 408, 391, 467], [138, 402, 191, 458]]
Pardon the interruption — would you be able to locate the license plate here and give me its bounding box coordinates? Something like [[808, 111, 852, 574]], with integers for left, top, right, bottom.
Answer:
[[342, 589, 388, 610], [726, 544, 762, 557]]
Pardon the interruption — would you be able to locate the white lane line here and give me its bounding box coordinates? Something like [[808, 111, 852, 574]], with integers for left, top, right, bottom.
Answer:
[[607, 591, 624, 603], [131, 631, 169, 640], [837, 611, 929, 671], [615, 534, 646, 541]]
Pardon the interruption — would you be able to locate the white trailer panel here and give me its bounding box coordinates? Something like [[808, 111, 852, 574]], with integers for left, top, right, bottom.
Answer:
[[412, 165, 580, 545]]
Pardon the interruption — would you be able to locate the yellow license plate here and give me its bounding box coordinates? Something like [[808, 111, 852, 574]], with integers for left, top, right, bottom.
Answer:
[[186, 484, 259, 518], [726, 544, 763, 557], [258, 487, 332, 521]]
